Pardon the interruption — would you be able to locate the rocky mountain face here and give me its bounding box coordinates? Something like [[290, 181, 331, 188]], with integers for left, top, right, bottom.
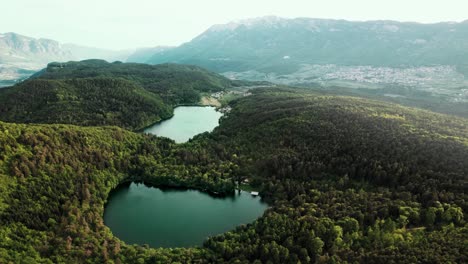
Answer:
[[0, 32, 73, 65], [146, 17, 468, 117], [147, 16, 468, 73], [0, 32, 74, 86], [0, 32, 138, 87]]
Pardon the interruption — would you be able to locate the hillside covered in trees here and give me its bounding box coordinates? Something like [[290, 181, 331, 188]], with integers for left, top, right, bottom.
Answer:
[[0, 88, 466, 263], [188, 88, 468, 263], [0, 60, 239, 130]]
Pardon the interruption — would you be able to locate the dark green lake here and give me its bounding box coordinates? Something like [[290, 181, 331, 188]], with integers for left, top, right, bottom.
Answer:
[[104, 183, 268, 248], [143, 106, 223, 143]]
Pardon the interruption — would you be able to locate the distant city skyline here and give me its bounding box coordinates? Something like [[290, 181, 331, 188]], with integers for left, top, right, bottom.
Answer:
[[1, 0, 467, 50]]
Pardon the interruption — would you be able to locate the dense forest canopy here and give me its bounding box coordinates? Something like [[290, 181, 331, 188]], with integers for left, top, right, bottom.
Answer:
[[36, 60, 236, 101], [0, 88, 466, 263], [0, 60, 242, 130], [0, 78, 172, 131]]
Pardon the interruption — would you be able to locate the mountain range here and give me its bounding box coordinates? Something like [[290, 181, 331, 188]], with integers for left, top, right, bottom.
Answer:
[[144, 17, 468, 117], [1, 17, 467, 116], [147, 16, 468, 73], [0, 32, 164, 86], [3, 17, 468, 84]]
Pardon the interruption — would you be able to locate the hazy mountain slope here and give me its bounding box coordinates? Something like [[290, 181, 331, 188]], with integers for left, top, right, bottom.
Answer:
[[62, 43, 133, 62], [0, 33, 134, 87], [0, 32, 74, 86], [147, 17, 468, 72], [126, 46, 174, 63], [146, 17, 468, 117], [0, 32, 72, 65], [0, 60, 236, 130], [0, 32, 133, 66]]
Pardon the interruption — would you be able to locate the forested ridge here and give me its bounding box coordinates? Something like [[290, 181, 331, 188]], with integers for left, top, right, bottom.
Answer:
[[0, 60, 240, 130], [0, 78, 172, 131], [35, 60, 236, 104], [0, 88, 467, 263], [187, 88, 468, 263]]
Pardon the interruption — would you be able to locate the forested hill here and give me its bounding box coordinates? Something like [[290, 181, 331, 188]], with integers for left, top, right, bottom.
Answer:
[[0, 60, 237, 130], [0, 78, 172, 130], [0, 121, 234, 263], [0, 88, 466, 263], [187, 88, 468, 262], [35, 60, 235, 102]]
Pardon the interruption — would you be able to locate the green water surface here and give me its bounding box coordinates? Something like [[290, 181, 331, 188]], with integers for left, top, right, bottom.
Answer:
[[104, 183, 267, 248]]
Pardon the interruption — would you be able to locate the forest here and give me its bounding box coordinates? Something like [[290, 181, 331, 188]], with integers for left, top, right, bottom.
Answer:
[[0, 86, 466, 263], [0, 60, 243, 131]]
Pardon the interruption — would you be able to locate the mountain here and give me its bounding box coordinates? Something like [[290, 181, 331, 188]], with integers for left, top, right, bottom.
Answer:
[[126, 46, 174, 63], [0, 60, 237, 130], [0, 88, 466, 263], [0, 32, 134, 67], [146, 17, 468, 117], [147, 16, 468, 72], [0, 33, 133, 87], [0, 32, 74, 86], [0, 32, 73, 66]]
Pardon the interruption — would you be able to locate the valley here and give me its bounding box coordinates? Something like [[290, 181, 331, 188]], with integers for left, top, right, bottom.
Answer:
[[224, 64, 468, 117], [0, 12, 467, 264]]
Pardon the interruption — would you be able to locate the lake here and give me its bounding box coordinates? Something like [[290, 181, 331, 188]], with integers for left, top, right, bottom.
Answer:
[[144, 106, 223, 143], [104, 182, 268, 248]]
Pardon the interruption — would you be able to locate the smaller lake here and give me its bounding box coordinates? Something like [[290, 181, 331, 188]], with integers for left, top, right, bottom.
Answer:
[[104, 183, 268, 248], [144, 106, 223, 143]]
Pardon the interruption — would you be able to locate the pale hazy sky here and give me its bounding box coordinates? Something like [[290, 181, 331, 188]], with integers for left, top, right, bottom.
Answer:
[[1, 0, 467, 50]]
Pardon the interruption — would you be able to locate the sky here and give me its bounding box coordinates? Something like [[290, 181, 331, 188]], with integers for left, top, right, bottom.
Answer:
[[1, 0, 467, 50]]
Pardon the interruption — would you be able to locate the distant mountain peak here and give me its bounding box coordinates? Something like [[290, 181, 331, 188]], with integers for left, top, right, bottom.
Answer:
[[0, 32, 137, 86], [208, 16, 288, 32], [0, 32, 72, 65], [148, 17, 468, 74], [205, 17, 467, 34]]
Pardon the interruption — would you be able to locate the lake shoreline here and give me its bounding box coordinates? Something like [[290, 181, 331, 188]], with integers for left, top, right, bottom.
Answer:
[[136, 103, 223, 133], [142, 105, 223, 143], [104, 181, 268, 248], [109, 178, 239, 200]]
